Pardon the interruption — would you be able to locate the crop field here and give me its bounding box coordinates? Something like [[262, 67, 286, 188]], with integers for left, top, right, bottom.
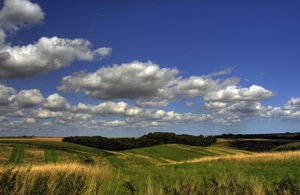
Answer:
[[0, 137, 299, 194], [106, 142, 253, 167]]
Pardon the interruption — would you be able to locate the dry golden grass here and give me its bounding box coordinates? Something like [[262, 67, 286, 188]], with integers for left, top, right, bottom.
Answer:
[[0, 163, 119, 195], [0, 144, 12, 163], [33, 137, 63, 142], [27, 163, 110, 174], [0, 137, 63, 142], [23, 147, 45, 164], [179, 150, 300, 164]]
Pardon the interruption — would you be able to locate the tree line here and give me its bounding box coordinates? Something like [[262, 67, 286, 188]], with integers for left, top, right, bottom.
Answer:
[[62, 132, 217, 151]]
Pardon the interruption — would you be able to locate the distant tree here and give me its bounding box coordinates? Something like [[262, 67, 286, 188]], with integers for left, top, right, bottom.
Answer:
[[62, 132, 217, 151]]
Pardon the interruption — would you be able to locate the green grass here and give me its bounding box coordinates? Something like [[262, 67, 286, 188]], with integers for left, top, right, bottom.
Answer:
[[271, 141, 300, 151], [117, 155, 300, 194], [107, 144, 211, 167], [44, 148, 58, 164], [8, 144, 25, 165], [1, 153, 299, 194], [0, 139, 106, 155], [107, 143, 249, 168], [0, 137, 299, 194], [0, 139, 109, 166]]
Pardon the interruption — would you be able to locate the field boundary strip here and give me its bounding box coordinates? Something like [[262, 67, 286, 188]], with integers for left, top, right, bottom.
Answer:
[[166, 150, 300, 165], [8, 144, 25, 165]]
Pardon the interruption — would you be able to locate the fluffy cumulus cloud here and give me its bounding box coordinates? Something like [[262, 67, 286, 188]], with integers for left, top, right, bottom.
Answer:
[[204, 85, 276, 102], [58, 63, 276, 109], [0, 0, 45, 44], [1, 84, 300, 134], [0, 0, 44, 30], [15, 89, 45, 108], [0, 0, 111, 79], [226, 101, 265, 114], [174, 76, 240, 98], [0, 84, 16, 106], [0, 85, 45, 109], [204, 101, 227, 111], [58, 61, 178, 100], [283, 97, 300, 110], [43, 93, 70, 111], [0, 37, 112, 78], [35, 108, 63, 119]]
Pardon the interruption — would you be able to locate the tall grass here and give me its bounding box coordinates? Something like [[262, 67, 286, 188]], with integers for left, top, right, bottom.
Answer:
[[1, 151, 299, 194], [0, 163, 119, 195], [1, 139, 299, 194]]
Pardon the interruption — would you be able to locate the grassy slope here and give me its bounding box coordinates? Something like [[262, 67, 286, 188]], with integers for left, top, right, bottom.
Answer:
[[0, 137, 298, 167], [0, 137, 299, 194], [106, 139, 255, 168], [0, 138, 109, 166], [44, 148, 58, 163]]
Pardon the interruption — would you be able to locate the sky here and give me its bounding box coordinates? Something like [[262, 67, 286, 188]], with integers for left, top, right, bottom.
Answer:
[[0, 0, 300, 137]]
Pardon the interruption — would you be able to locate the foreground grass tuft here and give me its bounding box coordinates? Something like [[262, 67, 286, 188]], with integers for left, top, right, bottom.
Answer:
[[0, 163, 118, 195]]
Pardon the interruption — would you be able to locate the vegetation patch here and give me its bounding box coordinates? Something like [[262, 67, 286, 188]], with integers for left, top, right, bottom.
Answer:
[[271, 142, 300, 151], [229, 139, 297, 152], [62, 132, 217, 151], [44, 148, 58, 164], [8, 145, 24, 165], [0, 136, 299, 194], [23, 147, 45, 165]]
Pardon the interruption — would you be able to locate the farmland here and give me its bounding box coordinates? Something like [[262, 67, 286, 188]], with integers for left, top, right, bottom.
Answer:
[[0, 136, 299, 194]]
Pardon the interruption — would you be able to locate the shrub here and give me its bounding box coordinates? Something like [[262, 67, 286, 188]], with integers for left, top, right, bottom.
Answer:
[[62, 132, 217, 151], [271, 142, 300, 151]]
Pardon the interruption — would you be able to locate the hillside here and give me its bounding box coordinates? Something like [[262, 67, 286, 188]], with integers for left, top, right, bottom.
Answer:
[[0, 137, 109, 166], [0, 137, 299, 194], [0, 136, 298, 167]]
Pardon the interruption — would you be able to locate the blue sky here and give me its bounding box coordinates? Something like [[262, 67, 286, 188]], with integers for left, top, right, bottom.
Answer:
[[0, 0, 300, 137]]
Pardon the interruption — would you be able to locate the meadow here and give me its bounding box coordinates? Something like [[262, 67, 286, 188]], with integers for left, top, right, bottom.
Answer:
[[0, 137, 299, 194]]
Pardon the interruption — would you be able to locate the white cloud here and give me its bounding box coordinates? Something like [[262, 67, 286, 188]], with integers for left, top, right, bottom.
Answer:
[[0, 0, 44, 31], [0, 84, 16, 105], [103, 120, 127, 127], [58, 61, 179, 100], [0, 0, 112, 79], [261, 97, 300, 120], [263, 107, 292, 118], [35, 108, 62, 118], [92, 47, 112, 59], [23, 117, 36, 124], [43, 93, 70, 111], [92, 101, 129, 116], [0, 0, 44, 46], [175, 76, 240, 98], [15, 89, 45, 108], [283, 97, 300, 110], [0, 37, 112, 78], [227, 101, 264, 114], [204, 85, 276, 102], [74, 101, 143, 117], [204, 101, 227, 111], [136, 97, 169, 107]]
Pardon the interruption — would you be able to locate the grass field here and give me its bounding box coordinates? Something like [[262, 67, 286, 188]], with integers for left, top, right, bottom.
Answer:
[[8, 144, 24, 165], [0, 137, 299, 194]]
